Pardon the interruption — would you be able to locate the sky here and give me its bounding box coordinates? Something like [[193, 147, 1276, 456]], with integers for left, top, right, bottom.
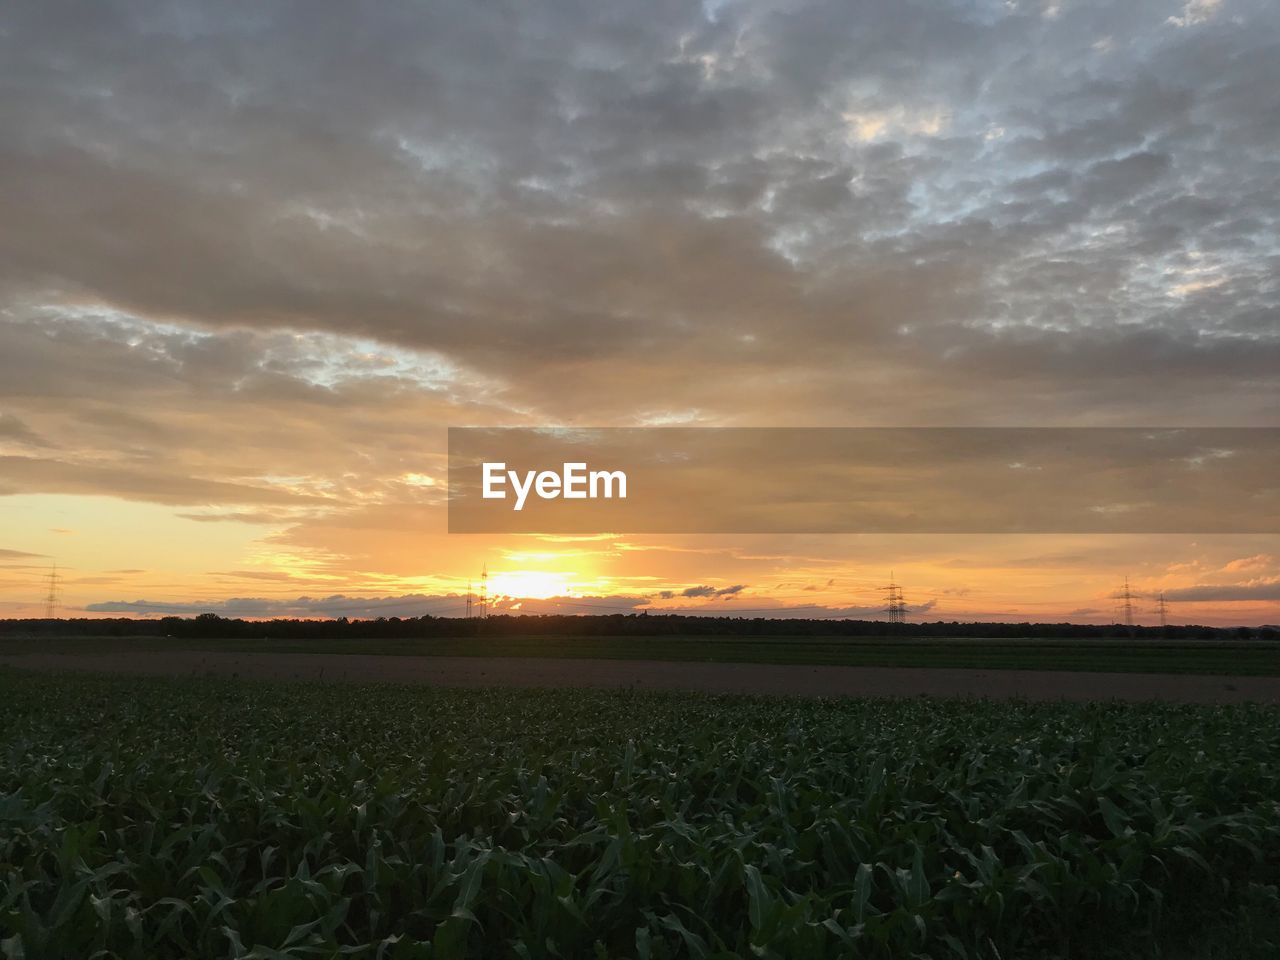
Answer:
[[1, 0, 1278, 625]]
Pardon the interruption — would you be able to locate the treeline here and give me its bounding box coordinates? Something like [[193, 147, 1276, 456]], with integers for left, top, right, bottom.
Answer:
[[1, 613, 1276, 641]]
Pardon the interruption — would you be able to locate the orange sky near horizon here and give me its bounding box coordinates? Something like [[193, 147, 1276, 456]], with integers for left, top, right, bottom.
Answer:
[[2, 1, 1278, 625], [2, 490, 1277, 625]]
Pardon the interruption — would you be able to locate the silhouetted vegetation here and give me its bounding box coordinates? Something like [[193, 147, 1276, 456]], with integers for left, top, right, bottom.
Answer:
[[2, 612, 1275, 642]]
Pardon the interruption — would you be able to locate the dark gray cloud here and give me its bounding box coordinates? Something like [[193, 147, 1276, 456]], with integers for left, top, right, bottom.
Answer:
[[1166, 579, 1280, 601], [661, 583, 748, 598], [83, 591, 649, 618], [85, 594, 468, 618], [1, 0, 1277, 522], [82, 590, 931, 619]]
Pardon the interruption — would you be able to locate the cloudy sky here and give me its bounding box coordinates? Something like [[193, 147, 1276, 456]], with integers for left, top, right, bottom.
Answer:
[[1, 0, 1277, 624]]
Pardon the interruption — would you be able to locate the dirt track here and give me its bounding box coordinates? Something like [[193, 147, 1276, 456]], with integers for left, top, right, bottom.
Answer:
[[4, 650, 1280, 704]]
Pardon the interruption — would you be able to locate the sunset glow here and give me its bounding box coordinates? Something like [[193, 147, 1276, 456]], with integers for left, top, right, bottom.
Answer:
[[487, 570, 581, 601], [0, 0, 1276, 627]]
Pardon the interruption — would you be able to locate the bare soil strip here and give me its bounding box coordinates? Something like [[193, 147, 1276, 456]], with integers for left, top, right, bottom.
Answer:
[[4, 650, 1279, 703]]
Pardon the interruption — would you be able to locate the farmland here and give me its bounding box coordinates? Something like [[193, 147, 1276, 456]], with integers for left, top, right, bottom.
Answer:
[[4, 634, 1280, 676], [3, 672, 1279, 958], [5, 649, 1280, 704]]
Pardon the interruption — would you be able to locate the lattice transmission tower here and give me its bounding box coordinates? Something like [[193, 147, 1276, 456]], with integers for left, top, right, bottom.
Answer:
[[880, 572, 907, 625], [1155, 590, 1169, 629], [44, 563, 61, 619]]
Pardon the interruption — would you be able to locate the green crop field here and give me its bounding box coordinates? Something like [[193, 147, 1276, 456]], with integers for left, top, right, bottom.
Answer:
[[2, 672, 1279, 959]]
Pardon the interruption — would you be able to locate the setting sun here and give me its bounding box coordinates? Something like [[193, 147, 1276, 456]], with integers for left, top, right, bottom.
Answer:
[[486, 570, 577, 600]]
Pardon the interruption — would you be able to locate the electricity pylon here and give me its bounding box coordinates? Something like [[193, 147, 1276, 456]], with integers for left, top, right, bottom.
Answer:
[[880, 572, 907, 626], [44, 563, 61, 619]]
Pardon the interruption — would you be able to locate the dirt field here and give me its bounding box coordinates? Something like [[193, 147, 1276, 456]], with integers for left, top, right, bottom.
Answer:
[[4, 650, 1280, 703]]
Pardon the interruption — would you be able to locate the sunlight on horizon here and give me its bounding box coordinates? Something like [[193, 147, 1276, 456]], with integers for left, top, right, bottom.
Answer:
[[486, 569, 581, 600]]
